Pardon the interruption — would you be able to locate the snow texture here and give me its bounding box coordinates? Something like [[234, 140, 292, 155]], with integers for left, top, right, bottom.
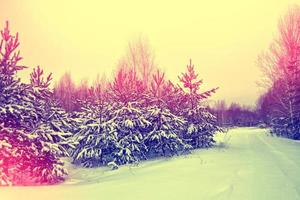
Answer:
[[1, 127, 300, 200]]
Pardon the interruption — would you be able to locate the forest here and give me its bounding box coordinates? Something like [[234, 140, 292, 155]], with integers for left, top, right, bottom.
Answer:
[[0, 5, 300, 188]]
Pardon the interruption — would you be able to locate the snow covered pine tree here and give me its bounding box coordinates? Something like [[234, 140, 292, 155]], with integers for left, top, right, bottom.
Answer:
[[0, 21, 67, 185], [111, 102, 150, 165], [108, 69, 150, 166], [178, 59, 220, 148], [72, 70, 151, 169], [30, 66, 77, 156], [71, 102, 119, 167], [0, 125, 67, 185], [145, 70, 190, 157]]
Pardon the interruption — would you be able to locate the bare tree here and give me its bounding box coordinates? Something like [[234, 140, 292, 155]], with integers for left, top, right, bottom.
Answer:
[[53, 72, 76, 111], [258, 5, 300, 138], [76, 78, 89, 100], [116, 37, 156, 87], [214, 100, 227, 126]]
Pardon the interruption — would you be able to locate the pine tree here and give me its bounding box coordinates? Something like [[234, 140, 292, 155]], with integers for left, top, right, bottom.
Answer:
[[29, 66, 77, 155], [0, 21, 38, 130], [109, 68, 146, 104], [145, 106, 189, 156], [72, 117, 119, 167], [111, 102, 151, 165], [0, 125, 67, 185], [0, 21, 68, 185], [73, 69, 151, 168], [144, 70, 191, 156], [178, 59, 220, 148]]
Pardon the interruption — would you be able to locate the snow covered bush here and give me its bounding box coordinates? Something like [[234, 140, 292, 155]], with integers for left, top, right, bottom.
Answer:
[[32, 101, 78, 156], [182, 107, 220, 148], [72, 70, 151, 168], [111, 102, 150, 165], [0, 125, 67, 186], [145, 106, 190, 156], [0, 80, 38, 130], [71, 102, 118, 167], [72, 118, 118, 167], [270, 117, 300, 140], [72, 101, 150, 167]]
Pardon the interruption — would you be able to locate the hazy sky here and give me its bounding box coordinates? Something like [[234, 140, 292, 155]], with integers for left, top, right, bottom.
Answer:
[[0, 0, 299, 106]]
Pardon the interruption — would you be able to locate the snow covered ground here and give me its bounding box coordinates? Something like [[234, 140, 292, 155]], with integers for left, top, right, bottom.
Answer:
[[1, 127, 300, 200]]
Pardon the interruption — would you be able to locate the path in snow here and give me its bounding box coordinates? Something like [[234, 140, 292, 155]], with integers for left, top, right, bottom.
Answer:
[[1, 127, 300, 200]]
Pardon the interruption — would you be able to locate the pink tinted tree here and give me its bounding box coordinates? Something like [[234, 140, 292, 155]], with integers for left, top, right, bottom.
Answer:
[[178, 59, 220, 148], [258, 5, 300, 139], [178, 59, 218, 110], [0, 21, 26, 76], [53, 72, 76, 111], [30, 66, 52, 88], [0, 21, 68, 185], [117, 38, 156, 87], [110, 67, 146, 104]]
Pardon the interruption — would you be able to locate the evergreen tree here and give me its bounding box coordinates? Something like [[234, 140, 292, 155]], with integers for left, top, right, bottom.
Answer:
[[30, 66, 77, 155], [109, 68, 146, 104], [0, 21, 68, 185], [111, 102, 151, 165], [71, 102, 119, 167], [145, 70, 191, 156], [0, 125, 67, 185], [178, 59, 220, 148], [72, 117, 118, 167], [0, 21, 38, 130], [72, 69, 151, 168], [145, 106, 189, 156]]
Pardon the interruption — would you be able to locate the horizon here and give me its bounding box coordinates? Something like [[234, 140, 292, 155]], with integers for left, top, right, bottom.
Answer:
[[1, 0, 299, 107]]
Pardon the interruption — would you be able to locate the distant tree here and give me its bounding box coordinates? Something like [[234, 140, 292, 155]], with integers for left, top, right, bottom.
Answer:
[[258, 5, 300, 139], [117, 38, 156, 87], [227, 103, 242, 125], [91, 73, 108, 101], [53, 72, 76, 111], [256, 90, 276, 124], [75, 79, 89, 101], [214, 100, 227, 126]]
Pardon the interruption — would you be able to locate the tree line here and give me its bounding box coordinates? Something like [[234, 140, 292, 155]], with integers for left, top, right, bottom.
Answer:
[[257, 5, 300, 140], [0, 22, 220, 186]]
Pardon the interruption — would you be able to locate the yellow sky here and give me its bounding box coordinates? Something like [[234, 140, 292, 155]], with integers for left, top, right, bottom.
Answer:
[[0, 0, 298, 106]]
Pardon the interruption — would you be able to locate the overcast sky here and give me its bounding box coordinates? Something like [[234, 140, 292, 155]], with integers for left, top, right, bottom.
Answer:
[[1, 0, 299, 107]]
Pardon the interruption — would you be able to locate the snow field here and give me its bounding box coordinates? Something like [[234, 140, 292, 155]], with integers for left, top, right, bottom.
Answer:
[[1, 127, 300, 200]]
